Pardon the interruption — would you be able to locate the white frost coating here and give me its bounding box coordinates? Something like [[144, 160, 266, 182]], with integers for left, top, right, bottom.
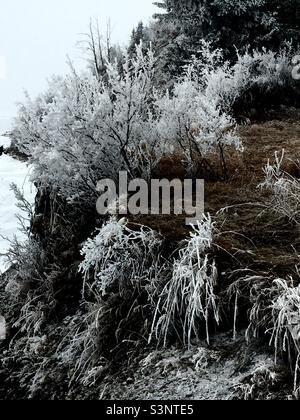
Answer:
[[0, 315, 5, 340], [269, 279, 300, 389], [79, 216, 162, 297], [260, 150, 300, 224], [150, 214, 220, 348], [0, 125, 35, 274]]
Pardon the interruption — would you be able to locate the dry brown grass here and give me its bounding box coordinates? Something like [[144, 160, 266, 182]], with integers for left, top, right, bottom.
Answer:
[[130, 113, 300, 282]]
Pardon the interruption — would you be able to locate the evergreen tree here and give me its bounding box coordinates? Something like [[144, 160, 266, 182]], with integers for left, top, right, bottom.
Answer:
[[128, 21, 153, 57]]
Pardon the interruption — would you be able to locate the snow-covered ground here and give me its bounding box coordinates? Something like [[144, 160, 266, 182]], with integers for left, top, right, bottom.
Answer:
[[0, 119, 35, 274]]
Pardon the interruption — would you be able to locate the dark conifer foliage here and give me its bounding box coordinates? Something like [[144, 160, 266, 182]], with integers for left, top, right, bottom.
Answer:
[[128, 21, 153, 57], [151, 0, 300, 83]]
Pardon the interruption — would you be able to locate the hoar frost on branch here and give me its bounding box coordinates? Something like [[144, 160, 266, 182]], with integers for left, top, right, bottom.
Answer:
[[154, 43, 244, 178], [245, 276, 300, 391], [79, 217, 163, 298], [155, 88, 241, 179], [68, 217, 164, 379]]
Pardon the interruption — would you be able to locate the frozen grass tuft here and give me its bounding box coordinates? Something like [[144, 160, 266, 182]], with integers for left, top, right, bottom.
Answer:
[[260, 150, 300, 224], [68, 217, 165, 380], [79, 216, 163, 298], [150, 214, 219, 348]]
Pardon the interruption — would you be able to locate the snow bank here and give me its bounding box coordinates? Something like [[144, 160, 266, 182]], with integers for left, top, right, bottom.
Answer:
[[0, 122, 35, 274], [0, 118, 11, 148]]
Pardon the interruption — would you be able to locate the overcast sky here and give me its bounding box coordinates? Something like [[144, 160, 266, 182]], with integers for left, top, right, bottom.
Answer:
[[0, 0, 157, 119]]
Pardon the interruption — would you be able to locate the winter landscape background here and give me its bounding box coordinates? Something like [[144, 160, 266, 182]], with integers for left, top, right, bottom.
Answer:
[[1, 0, 300, 401]]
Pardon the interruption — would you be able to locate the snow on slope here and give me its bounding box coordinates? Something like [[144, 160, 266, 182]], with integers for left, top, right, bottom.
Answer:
[[0, 121, 35, 274]]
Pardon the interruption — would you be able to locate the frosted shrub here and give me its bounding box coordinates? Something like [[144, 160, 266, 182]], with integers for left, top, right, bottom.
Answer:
[[269, 279, 300, 388], [155, 61, 242, 178], [12, 44, 166, 207], [235, 48, 293, 90], [150, 215, 220, 348], [79, 217, 163, 297], [65, 217, 165, 379], [190, 42, 298, 118], [260, 151, 300, 224], [213, 47, 298, 117]]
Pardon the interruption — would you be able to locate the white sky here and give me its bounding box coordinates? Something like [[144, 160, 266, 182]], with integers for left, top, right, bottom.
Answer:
[[0, 0, 157, 119]]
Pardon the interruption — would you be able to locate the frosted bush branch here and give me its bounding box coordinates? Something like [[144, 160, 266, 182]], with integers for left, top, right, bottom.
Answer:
[[269, 279, 300, 389], [11, 44, 167, 207], [79, 217, 163, 297], [154, 55, 243, 177]]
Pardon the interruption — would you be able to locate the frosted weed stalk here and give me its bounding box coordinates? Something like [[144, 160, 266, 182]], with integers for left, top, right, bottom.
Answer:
[[71, 217, 164, 380], [260, 150, 300, 224], [150, 214, 220, 348], [269, 279, 300, 390], [79, 217, 163, 298], [231, 274, 300, 391]]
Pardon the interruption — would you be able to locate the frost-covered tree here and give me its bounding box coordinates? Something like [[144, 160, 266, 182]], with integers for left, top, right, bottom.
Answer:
[[152, 0, 300, 83], [154, 43, 243, 178], [80, 19, 125, 81]]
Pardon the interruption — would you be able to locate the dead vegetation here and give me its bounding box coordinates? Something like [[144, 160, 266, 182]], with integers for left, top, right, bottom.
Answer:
[[129, 113, 300, 396], [1, 112, 300, 400]]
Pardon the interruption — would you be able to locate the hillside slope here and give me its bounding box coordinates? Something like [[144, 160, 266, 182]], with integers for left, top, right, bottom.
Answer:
[[96, 113, 300, 401], [0, 113, 299, 400]]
